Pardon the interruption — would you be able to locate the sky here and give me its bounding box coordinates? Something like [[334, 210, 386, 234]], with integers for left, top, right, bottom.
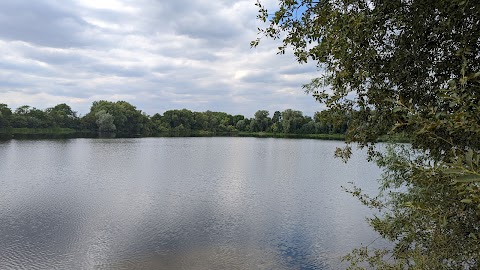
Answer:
[[0, 0, 324, 117]]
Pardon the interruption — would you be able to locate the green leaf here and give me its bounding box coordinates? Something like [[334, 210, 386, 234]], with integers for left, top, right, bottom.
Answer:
[[392, 107, 404, 113], [454, 174, 480, 183], [465, 149, 473, 168], [460, 199, 473, 203], [444, 168, 466, 174]]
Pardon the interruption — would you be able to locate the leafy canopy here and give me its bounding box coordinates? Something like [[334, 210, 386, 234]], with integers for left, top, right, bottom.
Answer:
[[254, 0, 480, 268]]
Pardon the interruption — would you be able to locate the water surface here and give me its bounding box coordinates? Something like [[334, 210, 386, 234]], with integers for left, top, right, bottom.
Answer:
[[0, 137, 385, 269]]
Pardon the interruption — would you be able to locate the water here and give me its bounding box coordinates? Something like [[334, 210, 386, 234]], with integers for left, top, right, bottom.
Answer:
[[0, 137, 385, 269]]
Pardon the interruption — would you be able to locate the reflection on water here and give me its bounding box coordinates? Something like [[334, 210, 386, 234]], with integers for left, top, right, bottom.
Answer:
[[0, 138, 386, 269]]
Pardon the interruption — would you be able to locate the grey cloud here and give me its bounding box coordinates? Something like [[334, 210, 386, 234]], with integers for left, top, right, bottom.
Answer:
[[239, 71, 281, 84], [239, 69, 316, 88], [154, 47, 219, 62], [15, 43, 150, 79], [0, 61, 52, 76], [0, 0, 322, 117], [172, 13, 241, 42], [0, 1, 91, 48], [141, 0, 247, 46], [0, 79, 32, 89], [87, 64, 147, 78], [18, 46, 92, 66], [146, 74, 231, 96], [280, 64, 319, 75]]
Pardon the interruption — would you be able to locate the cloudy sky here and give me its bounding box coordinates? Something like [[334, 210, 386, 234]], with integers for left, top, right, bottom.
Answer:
[[0, 0, 323, 117]]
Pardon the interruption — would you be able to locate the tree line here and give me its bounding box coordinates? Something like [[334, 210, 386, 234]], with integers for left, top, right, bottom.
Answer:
[[0, 101, 349, 137]]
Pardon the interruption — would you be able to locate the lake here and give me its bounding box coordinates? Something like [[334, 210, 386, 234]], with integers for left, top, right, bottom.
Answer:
[[0, 137, 386, 269]]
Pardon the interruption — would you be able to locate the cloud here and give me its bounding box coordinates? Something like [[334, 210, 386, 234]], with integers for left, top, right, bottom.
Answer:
[[0, 0, 323, 118], [0, 0, 92, 48]]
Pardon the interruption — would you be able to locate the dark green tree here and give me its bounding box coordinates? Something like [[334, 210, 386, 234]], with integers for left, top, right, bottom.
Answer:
[[46, 103, 79, 129], [233, 114, 245, 125], [0, 104, 12, 128], [253, 110, 270, 132], [281, 109, 304, 134], [272, 111, 281, 124], [193, 112, 208, 131], [235, 119, 247, 131], [12, 106, 52, 128], [86, 100, 147, 137], [255, 0, 480, 268], [14, 105, 31, 116]]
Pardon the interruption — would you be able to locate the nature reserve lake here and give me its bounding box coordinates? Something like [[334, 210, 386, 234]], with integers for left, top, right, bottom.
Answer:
[[0, 137, 387, 269]]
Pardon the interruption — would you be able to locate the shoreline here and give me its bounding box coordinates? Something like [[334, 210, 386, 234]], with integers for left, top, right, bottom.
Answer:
[[0, 129, 346, 141]]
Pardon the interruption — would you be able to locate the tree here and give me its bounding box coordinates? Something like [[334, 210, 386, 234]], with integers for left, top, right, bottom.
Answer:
[[95, 110, 116, 133], [193, 112, 208, 131], [12, 106, 53, 128], [46, 103, 78, 129], [254, 110, 270, 132], [233, 114, 245, 125], [255, 0, 480, 268], [236, 119, 247, 131], [26, 108, 52, 128], [86, 100, 147, 137], [272, 111, 281, 124], [14, 105, 32, 116], [315, 110, 349, 134], [0, 104, 12, 128], [281, 109, 304, 134]]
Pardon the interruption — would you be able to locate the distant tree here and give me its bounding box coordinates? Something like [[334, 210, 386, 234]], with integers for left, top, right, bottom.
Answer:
[[254, 110, 270, 132], [15, 105, 31, 115], [270, 122, 281, 133], [1, 101, 343, 137], [0, 104, 12, 117], [29, 108, 53, 128], [300, 117, 315, 134], [233, 115, 245, 125], [0, 104, 12, 128], [272, 111, 281, 124], [314, 110, 349, 134], [226, 125, 237, 132], [281, 109, 304, 133], [236, 119, 247, 131], [12, 106, 52, 128], [163, 109, 194, 130], [95, 110, 116, 133], [87, 100, 146, 136], [46, 103, 79, 129]]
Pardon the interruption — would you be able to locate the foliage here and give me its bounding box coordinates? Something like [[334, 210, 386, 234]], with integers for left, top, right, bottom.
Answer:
[[46, 103, 79, 129], [0, 101, 349, 138], [253, 110, 270, 132], [0, 104, 12, 127], [281, 109, 303, 133], [86, 100, 148, 137], [0, 127, 76, 135], [254, 0, 480, 268], [95, 110, 116, 133]]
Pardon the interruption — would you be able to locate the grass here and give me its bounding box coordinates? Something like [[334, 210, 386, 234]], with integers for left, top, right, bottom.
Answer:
[[0, 127, 77, 135], [0, 128, 410, 143]]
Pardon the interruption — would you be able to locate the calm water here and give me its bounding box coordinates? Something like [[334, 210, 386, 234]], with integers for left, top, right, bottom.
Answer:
[[0, 137, 385, 269]]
